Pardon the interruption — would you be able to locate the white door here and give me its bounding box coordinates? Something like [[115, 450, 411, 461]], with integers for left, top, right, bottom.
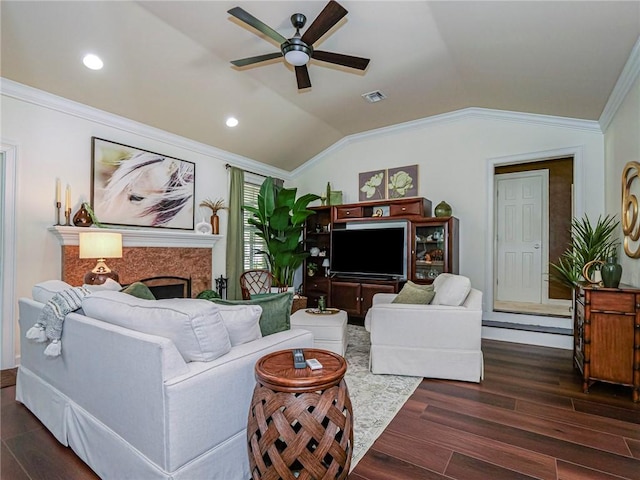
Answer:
[[496, 171, 547, 303]]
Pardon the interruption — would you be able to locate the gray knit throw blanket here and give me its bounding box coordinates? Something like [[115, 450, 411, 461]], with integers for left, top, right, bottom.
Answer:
[[26, 287, 91, 357]]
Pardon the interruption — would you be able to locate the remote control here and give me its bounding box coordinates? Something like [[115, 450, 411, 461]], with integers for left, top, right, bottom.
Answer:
[[293, 349, 306, 369], [306, 358, 323, 370]]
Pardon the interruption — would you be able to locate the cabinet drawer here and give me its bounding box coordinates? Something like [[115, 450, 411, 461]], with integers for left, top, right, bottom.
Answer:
[[590, 291, 636, 313], [335, 206, 363, 219], [306, 277, 329, 292], [390, 200, 422, 216]]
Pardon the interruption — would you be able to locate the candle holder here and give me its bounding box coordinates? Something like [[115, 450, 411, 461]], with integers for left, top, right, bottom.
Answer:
[[64, 208, 72, 226], [54, 202, 62, 225]]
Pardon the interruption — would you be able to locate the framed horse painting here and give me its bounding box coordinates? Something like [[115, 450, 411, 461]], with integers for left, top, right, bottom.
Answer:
[[91, 137, 196, 230]]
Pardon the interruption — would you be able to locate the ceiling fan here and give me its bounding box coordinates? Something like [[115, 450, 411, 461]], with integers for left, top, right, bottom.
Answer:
[[228, 0, 370, 89]]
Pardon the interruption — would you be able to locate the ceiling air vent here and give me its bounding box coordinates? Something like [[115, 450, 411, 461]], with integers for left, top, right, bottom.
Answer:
[[362, 90, 387, 103]]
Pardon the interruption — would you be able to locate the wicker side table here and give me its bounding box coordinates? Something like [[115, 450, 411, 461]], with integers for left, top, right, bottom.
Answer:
[[248, 348, 353, 480]]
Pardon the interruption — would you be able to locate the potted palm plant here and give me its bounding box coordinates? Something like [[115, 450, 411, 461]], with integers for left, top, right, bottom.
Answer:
[[549, 214, 619, 288], [243, 177, 320, 288]]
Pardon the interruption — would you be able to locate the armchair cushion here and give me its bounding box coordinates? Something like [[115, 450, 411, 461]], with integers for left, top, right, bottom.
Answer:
[[432, 274, 471, 306], [392, 281, 435, 304]]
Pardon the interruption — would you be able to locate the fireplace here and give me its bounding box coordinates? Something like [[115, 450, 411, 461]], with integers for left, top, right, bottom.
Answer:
[[50, 226, 221, 298], [130, 276, 192, 299]]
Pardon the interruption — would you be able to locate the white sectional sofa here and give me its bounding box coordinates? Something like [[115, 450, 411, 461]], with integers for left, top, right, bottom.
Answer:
[[17, 282, 313, 479]]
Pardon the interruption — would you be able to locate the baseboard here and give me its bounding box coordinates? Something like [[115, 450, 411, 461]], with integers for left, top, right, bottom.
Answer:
[[482, 326, 573, 350]]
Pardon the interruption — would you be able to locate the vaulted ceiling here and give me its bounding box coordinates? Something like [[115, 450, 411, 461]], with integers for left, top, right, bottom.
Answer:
[[2, 1, 639, 171]]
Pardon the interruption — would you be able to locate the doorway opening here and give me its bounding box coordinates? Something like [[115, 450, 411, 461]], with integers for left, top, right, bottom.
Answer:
[[493, 156, 574, 318]]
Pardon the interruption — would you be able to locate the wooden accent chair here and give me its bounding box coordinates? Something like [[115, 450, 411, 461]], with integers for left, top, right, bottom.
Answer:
[[239, 270, 275, 300]]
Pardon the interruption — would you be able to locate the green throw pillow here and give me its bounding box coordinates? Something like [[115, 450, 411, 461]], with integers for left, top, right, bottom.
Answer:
[[121, 282, 156, 300], [392, 282, 435, 304], [209, 291, 293, 336], [196, 289, 221, 300]]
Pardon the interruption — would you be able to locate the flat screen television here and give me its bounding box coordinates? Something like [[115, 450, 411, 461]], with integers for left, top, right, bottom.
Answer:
[[330, 222, 407, 280]]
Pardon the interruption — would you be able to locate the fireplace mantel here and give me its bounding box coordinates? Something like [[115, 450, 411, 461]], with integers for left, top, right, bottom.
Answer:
[[49, 226, 222, 248]]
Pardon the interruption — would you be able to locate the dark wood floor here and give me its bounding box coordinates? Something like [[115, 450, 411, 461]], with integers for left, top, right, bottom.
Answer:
[[2, 339, 640, 479]]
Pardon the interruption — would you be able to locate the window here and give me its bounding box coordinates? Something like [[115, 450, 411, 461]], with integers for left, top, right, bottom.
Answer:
[[243, 180, 268, 271]]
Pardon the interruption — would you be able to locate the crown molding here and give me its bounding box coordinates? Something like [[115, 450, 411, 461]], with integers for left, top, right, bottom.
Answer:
[[0, 78, 291, 180], [291, 107, 601, 177], [49, 226, 222, 248], [599, 36, 640, 132]]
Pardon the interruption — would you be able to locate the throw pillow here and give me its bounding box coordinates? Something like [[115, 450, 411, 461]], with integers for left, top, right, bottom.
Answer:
[[209, 291, 293, 336], [82, 291, 231, 362], [121, 282, 156, 300], [32, 280, 73, 304], [214, 304, 263, 346], [432, 274, 471, 306], [392, 282, 435, 304], [196, 289, 221, 300]]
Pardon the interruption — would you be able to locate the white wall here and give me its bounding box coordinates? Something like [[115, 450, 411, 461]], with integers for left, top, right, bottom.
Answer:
[[1, 82, 288, 366], [292, 110, 605, 302], [604, 74, 640, 287]]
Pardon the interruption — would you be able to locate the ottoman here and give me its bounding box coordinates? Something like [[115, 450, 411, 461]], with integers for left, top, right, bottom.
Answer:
[[290, 308, 348, 356]]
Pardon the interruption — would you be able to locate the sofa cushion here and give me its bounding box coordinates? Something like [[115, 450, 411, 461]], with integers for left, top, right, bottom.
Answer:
[[432, 274, 471, 306], [208, 292, 293, 336], [82, 291, 231, 362], [32, 280, 73, 304], [215, 304, 263, 346], [121, 282, 156, 300], [392, 282, 435, 304]]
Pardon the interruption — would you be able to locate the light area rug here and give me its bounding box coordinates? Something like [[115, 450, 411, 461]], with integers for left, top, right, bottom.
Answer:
[[344, 324, 422, 470]]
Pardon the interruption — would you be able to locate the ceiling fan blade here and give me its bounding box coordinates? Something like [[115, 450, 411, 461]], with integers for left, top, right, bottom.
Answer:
[[228, 7, 287, 45], [312, 50, 370, 70], [301, 0, 347, 46], [295, 65, 312, 89], [231, 52, 283, 67]]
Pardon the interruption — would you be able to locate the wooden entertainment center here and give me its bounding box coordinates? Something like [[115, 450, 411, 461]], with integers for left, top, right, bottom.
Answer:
[[303, 197, 459, 317]]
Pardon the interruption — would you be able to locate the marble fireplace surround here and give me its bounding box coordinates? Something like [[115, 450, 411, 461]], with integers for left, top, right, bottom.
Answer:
[[49, 226, 222, 298]]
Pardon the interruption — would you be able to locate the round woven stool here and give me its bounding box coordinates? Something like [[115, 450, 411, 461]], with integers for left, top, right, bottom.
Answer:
[[247, 348, 353, 480]]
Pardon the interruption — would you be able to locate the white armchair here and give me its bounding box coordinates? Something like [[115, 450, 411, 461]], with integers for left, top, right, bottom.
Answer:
[[364, 274, 483, 382]]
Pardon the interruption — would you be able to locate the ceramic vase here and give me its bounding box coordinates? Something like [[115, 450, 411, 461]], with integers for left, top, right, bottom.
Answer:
[[72, 204, 93, 227], [601, 256, 622, 288], [434, 201, 452, 217]]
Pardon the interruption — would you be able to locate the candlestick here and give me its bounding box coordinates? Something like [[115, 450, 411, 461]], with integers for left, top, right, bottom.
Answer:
[[56, 179, 61, 203], [65, 208, 72, 226], [55, 201, 62, 225]]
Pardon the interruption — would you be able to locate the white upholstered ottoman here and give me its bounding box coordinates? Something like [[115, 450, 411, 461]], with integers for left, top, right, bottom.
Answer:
[[290, 309, 348, 356]]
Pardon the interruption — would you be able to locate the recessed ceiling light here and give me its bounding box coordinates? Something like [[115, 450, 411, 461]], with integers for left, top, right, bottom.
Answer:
[[83, 54, 103, 70], [226, 117, 239, 128]]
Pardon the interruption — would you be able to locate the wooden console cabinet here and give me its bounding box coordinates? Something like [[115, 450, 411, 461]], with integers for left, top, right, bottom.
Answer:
[[574, 284, 640, 402], [331, 278, 399, 317]]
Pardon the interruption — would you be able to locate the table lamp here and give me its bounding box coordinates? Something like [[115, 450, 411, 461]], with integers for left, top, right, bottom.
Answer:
[[322, 258, 330, 277], [79, 232, 123, 285]]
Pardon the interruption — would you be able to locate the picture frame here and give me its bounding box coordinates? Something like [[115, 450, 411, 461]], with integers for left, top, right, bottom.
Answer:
[[359, 169, 387, 201], [387, 164, 418, 199], [91, 137, 195, 230]]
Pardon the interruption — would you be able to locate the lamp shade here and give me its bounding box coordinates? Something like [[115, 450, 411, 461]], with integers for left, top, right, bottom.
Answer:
[[322, 259, 330, 268], [79, 232, 122, 259]]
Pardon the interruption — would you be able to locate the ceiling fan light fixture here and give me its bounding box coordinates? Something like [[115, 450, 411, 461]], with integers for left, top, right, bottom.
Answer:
[[282, 38, 312, 66]]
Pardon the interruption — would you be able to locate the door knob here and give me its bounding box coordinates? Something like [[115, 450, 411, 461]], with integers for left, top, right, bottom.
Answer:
[[533, 244, 540, 249]]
